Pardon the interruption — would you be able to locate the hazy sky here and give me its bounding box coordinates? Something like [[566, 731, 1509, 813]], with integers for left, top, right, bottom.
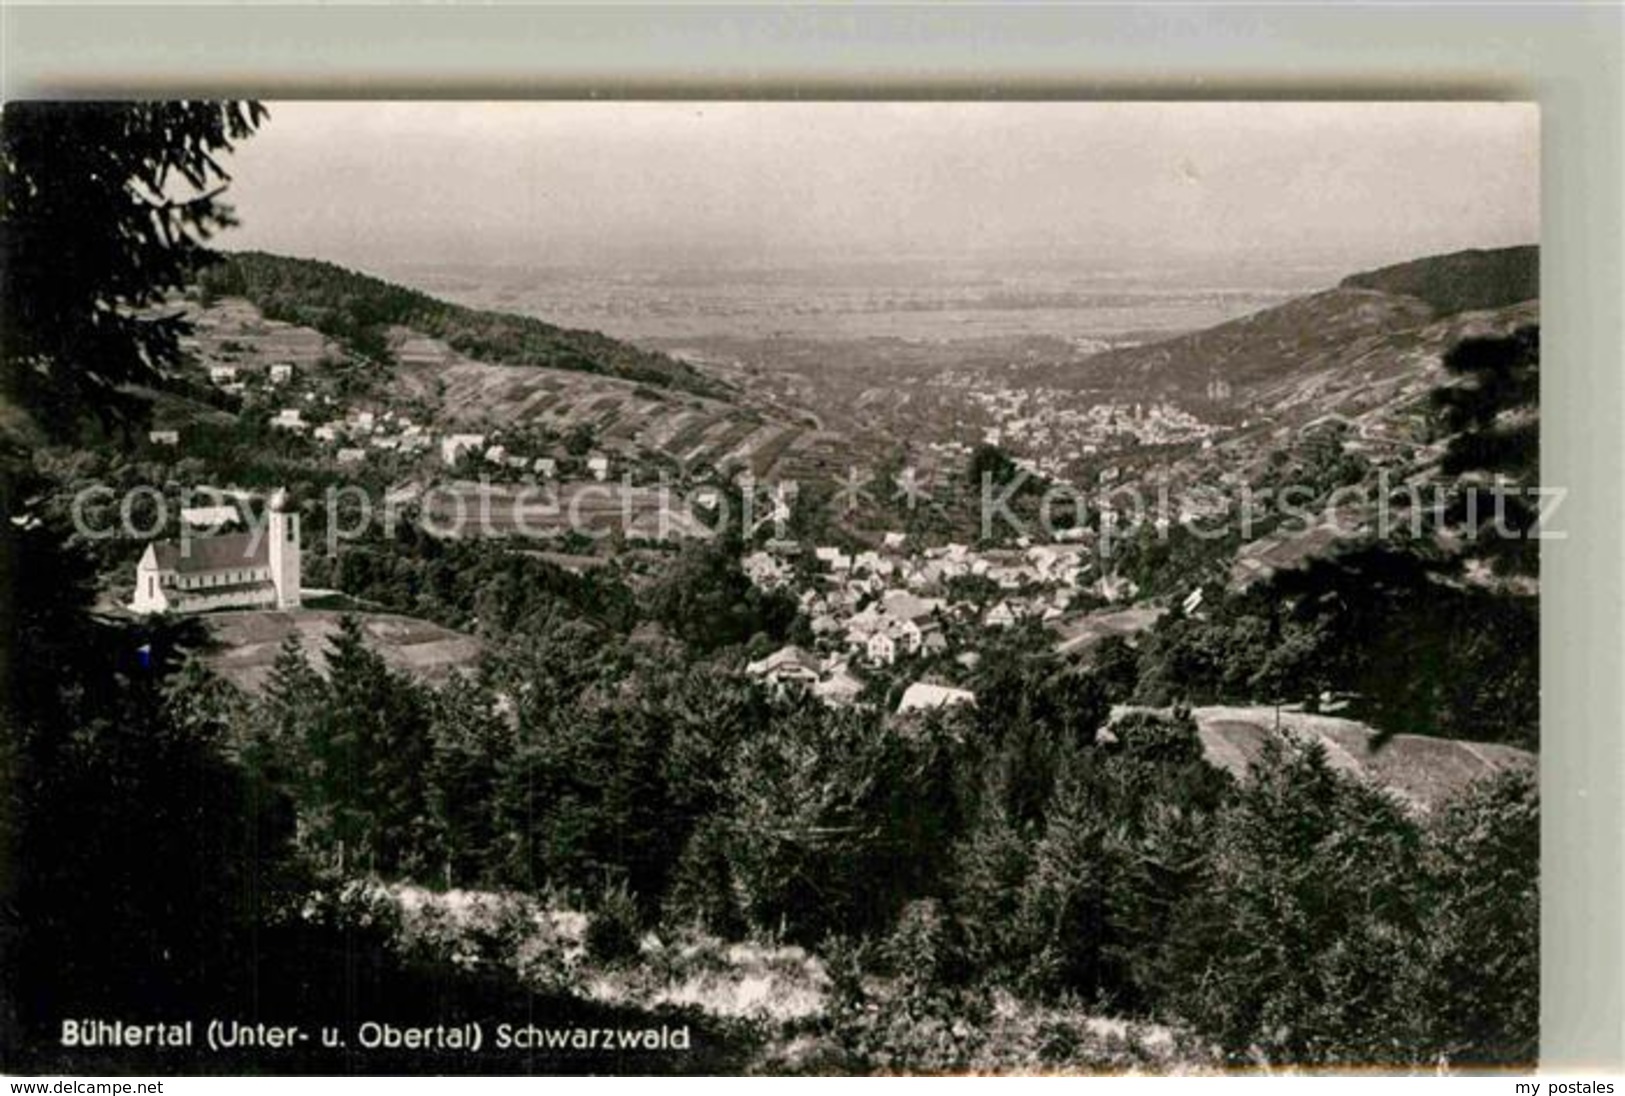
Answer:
[[217, 101, 1538, 277]]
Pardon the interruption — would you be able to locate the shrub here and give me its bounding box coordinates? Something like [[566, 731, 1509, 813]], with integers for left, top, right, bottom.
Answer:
[[585, 881, 644, 966]]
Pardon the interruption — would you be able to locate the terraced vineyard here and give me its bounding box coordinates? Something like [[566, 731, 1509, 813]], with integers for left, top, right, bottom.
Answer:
[[170, 294, 850, 484], [180, 296, 342, 373], [391, 331, 847, 481]]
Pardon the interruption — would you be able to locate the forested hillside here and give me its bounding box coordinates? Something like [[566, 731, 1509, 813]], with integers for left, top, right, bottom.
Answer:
[[1341, 245, 1538, 315], [197, 251, 730, 399], [1048, 244, 1537, 407]]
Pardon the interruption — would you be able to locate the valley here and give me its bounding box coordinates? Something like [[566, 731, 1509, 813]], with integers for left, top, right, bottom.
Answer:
[[4, 99, 1549, 1079]]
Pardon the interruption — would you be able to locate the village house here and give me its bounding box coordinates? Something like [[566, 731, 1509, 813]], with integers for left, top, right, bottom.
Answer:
[[147, 429, 179, 447], [986, 599, 1032, 628], [207, 365, 238, 385], [896, 682, 976, 715], [815, 546, 853, 573], [865, 631, 897, 666], [269, 363, 294, 384], [745, 645, 822, 689], [440, 433, 486, 466], [853, 549, 894, 577], [270, 408, 306, 432], [130, 489, 301, 615], [336, 448, 367, 465], [587, 454, 611, 482]]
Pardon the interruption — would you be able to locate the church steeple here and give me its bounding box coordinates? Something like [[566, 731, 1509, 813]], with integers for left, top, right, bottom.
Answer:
[[267, 488, 301, 610]]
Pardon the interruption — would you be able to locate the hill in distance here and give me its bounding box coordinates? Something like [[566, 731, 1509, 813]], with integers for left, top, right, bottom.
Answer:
[[197, 251, 731, 400], [1056, 244, 1538, 408], [1340, 245, 1538, 314], [167, 272, 847, 483]]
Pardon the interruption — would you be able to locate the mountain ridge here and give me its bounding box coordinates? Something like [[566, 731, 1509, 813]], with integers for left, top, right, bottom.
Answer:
[[1047, 244, 1538, 411], [197, 250, 732, 400], [1339, 244, 1538, 314]]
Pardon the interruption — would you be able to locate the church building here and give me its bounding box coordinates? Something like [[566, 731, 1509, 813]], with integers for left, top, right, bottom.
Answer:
[[130, 489, 301, 614]]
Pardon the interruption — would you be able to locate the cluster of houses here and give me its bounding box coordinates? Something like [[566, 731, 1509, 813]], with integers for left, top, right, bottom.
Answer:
[[206, 361, 297, 393], [981, 389, 1217, 453], [457, 438, 618, 483], [940, 382, 1222, 482], [188, 368, 632, 483], [743, 641, 976, 717], [304, 408, 434, 465], [739, 524, 1140, 714], [770, 537, 1106, 648], [438, 433, 614, 482]]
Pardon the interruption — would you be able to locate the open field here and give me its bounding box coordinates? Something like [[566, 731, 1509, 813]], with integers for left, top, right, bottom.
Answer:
[[1181, 704, 1534, 812], [1053, 605, 1167, 655], [202, 608, 482, 692]]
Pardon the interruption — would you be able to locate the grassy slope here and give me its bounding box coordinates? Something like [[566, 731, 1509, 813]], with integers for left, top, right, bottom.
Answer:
[[1183, 704, 1535, 813], [201, 608, 482, 692]]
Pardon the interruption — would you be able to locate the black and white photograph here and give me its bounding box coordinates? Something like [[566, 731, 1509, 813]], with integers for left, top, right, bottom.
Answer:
[[1, 98, 1547, 1075]]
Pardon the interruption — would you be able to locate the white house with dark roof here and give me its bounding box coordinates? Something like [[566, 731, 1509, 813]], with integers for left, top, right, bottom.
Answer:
[[130, 490, 300, 615]]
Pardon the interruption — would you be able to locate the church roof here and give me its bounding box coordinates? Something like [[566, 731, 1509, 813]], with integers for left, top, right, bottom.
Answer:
[[148, 531, 271, 574]]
